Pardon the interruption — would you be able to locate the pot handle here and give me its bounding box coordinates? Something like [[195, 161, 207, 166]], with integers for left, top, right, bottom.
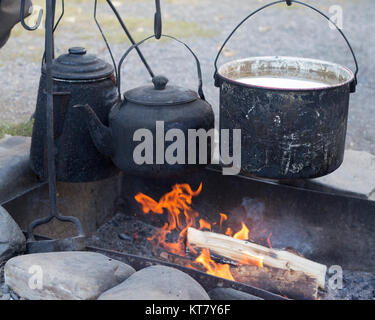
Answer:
[[214, 0, 359, 93], [117, 34, 205, 100]]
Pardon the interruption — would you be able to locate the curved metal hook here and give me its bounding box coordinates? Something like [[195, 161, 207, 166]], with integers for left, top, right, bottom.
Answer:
[[20, 0, 43, 31]]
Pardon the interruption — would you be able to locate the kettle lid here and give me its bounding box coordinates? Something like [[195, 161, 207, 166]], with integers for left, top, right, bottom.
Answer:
[[45, 47, 114, 81], [124, 76, 199, 106]]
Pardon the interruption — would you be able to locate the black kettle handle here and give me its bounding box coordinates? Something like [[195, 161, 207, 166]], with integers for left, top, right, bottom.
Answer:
[[117, 34, 205, 100], [214, 0, 359, 93]]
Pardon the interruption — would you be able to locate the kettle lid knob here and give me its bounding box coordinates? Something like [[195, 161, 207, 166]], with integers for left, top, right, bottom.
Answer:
[[152, 75, 169, 90], [68, 47, 87, 55]]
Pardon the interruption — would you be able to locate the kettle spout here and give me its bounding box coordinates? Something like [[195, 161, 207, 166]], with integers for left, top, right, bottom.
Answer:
[[75, 104, 114, 158]]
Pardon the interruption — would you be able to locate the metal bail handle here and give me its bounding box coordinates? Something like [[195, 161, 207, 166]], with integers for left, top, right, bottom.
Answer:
[[214, 0, 359, 93], [117, 34, 205, 100]]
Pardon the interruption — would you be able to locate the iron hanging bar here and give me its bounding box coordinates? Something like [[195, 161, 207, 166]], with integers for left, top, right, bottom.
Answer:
[[94, 0, 155, 79], [41, 0, 64, 65], [154, 0, 162, 39], [20, 0, 43, 31]]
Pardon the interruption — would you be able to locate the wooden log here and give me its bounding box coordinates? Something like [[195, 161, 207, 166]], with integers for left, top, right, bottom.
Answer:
[[187, 227, 327, 289], [230, 265, 318, 300], [158, 248, 318, 300]]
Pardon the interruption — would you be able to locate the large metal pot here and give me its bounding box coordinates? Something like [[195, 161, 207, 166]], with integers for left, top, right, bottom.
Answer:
[[214, 0, 358, 179]]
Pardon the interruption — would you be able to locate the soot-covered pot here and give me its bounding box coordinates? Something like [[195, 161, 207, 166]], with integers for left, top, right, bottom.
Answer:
[[30, 47, 119, 182]]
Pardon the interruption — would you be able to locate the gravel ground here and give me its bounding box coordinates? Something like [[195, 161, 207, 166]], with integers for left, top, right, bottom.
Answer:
[[0, 0, 374, 154]]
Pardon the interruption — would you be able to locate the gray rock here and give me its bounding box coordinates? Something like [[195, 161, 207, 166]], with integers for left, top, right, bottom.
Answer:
[[0, 293, 10, 300], [0, 136, 40, 205], [1, 284, 9, 294], [98, 265, 210, 300], [4, 251, 135, 300], [208, 288, 263, 300], [0, 206, 25, 263]]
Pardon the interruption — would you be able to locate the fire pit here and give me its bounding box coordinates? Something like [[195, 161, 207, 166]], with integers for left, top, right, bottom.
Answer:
[[83, 167, 375, 300], [1, 145, 374, 300]]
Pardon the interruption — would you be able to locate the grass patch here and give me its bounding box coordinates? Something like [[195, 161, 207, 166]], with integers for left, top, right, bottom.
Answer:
[[0, 120, 34, 140]]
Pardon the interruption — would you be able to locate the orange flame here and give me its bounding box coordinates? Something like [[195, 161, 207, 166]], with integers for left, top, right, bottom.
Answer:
[[135, 183, 266, 280], [219, 213, 227, 230], [233, 222, 249, 240], [195, 248, 234, 281], [135, 183, 202, 255], [225, 227, 233, 237], [199, 219, 212, 231], [267, 232, 273, 249]]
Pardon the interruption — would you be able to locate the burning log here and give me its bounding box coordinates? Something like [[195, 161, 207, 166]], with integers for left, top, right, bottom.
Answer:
[[187, 228, 327, 289], [158, 247, 318, 300]]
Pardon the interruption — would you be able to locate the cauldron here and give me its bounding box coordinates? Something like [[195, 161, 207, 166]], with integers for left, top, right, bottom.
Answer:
[[214, 0, 358, 179]]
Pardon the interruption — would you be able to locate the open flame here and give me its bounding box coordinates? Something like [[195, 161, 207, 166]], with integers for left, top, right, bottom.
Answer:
[[135, 183, 201, 256], [233, 222, 250, 240], [195, 248, 235, 281], [135, 183, 266, 280]]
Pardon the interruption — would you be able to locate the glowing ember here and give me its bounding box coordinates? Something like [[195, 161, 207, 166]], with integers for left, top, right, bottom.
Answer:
[[195, 248, 235, 281]]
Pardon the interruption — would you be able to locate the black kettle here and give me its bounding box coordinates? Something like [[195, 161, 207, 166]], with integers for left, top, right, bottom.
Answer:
[[30, 47, 119, 182], [78, 35, 215, 178]]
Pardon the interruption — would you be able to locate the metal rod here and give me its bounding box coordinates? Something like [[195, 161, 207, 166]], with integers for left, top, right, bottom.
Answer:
[[41, 0, 64, 66], [45, 0, 57, 222], [154, 0, 162, 39], [27, 0, 85, 241], [105, 0, 155, 78]]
